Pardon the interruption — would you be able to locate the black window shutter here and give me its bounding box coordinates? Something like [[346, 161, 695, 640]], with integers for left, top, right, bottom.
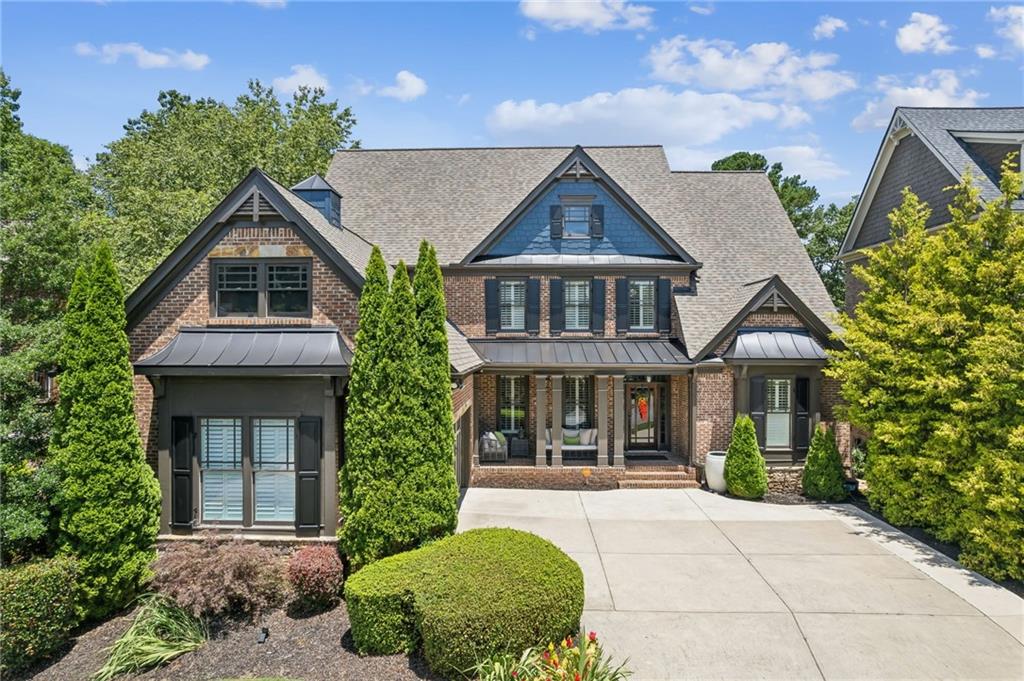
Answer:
[[591, 278, 605, 333], [296, 416, 322, 530], [615, 278, 629, 332], [794, 377, 811, 453], [526, 279, 541, 334], [657, 278, 672, 332], [590, 205, 604, 238], [749, 376, 766, 450], [484, 279, 499, 334], [550, 205, 563, 239], [171, 416, 194, 528], [549, 279, 564, 335]]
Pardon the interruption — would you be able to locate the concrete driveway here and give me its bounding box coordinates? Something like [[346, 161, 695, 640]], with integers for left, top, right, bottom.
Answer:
[[458, 488, 1024, 681]]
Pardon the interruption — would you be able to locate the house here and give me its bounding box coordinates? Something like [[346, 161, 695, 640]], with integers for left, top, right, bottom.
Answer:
[[839, 107, 1024, 313], [128, 144, 846, 539]]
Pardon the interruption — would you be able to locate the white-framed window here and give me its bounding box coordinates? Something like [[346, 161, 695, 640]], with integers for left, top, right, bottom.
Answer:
[[563, 376, 593, 429], [200, 418, 243, 522], [765, 378, 792, 449], [564, 279, 591, 331], [498, 376, 527, 434], [562, 204, 591, 238], [252, 418, 296, 523], [499, 280, 526, 331], [629, 279, 655, 330]]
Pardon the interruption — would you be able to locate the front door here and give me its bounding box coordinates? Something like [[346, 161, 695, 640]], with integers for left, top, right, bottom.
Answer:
[[626, 382, 665, 451]]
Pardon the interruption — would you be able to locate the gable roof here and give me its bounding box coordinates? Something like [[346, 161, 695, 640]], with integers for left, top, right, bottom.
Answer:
[[841, 107, 1024, 256]]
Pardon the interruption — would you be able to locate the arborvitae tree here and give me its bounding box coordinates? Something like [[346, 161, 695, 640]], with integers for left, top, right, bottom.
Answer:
[[53, 242, 160, 619], [724, 415, 767, 499], [50, 259, 92, 455], [411, 242, 459, 538], [338, 247, 390, 563], [802, 424, 847, 501]]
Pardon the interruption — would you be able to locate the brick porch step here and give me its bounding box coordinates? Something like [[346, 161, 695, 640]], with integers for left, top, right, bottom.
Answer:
[[623, 470, 697, 480], [617, 479, 700, 489], [617, 464, 700, 489]]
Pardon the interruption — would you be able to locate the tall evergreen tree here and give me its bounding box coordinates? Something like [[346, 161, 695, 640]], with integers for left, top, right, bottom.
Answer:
[[338, 247, 390, 562], [412, 242, 459, 537], [54, 243, 160, 619]]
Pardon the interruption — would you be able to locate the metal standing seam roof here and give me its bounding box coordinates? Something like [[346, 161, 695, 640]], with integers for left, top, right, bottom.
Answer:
[[722, 330, 828, 362], [468, 339, 690, 370], [135, 327, 352, 376]]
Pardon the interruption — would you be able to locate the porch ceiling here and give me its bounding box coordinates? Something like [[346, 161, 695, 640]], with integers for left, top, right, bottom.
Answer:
[[469, 338, 690, 372]]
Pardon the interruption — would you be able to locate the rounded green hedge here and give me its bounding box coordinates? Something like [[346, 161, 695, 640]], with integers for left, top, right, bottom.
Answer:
[[345, 528, 584, 678], [802, 425, 848, 502], [0, 555, 79, 673]]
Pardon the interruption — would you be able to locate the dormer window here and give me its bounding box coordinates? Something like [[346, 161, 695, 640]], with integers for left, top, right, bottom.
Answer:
[[550, 196, 604, 240], [563, 204, 591, 238]]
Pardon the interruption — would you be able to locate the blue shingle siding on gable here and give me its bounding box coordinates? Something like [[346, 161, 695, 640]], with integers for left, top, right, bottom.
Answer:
[[487, 180, 669, 257]]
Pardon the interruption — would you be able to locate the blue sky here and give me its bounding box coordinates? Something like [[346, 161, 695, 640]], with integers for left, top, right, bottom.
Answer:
[[2, 1, 1021, 202]]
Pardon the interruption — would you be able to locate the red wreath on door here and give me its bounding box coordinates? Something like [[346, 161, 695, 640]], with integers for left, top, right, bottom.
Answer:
[[637, 395, 649, 421]]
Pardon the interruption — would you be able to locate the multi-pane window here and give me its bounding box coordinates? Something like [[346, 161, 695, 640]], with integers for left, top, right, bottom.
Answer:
[[499, 280, 526, 331], [498, 376, 527, 434], [563, 376, 593, 429], [214, 261, 311, 318], [200, 418, 243, 522], [765, 378, 792, 449], [562, 204, 591, 238], [628, 279, 655, 330], [564, 279, 591, 331], [252, 418, 295, 522]]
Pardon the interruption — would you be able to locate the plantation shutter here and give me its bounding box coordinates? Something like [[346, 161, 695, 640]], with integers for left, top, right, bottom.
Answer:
[[550, 205, 563, 239], [749, 376, 766, 450], [526, 279, 540, 334], [295, 416, 321, 530], [615, 278, 629, 332], [794, 377, 811, 454], [591, 278, 605, 333], [657, 278, 672, 332], [590, 204, 605, 238], [484, 279, 499, 334], [549, 279, 564, 335], [171, 416, 194, 527]]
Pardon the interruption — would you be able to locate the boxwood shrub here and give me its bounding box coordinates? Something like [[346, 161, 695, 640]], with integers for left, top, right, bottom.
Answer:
[[345, 528, 584, 678], [0, 555, 79, 673]]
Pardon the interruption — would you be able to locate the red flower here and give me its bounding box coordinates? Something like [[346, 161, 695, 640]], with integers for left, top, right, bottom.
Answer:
[[575, 674, 581, 681], [588, 631, 597, 642]]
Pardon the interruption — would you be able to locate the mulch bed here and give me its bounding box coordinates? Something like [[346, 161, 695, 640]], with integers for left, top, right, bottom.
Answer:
[[20, 601, 440, 681]]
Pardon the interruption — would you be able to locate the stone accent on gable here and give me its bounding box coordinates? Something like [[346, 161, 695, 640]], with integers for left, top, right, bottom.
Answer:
[[486, 179, 671, 257], [129, 221, 361, 467]]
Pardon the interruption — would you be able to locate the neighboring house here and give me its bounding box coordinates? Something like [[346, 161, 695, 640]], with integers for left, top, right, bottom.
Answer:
[[128, 144, 845, 539], [840, 107, 1024, 313]]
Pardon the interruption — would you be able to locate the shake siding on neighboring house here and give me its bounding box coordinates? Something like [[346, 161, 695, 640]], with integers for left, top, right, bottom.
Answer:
[[129, 143, 847, 539]]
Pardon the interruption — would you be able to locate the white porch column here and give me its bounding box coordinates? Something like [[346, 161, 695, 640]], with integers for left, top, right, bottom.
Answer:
[[535, 375, 548, 466], [612, 375, 625, 468], [596, 376, 609, 467], [551, 375, 563, 467]]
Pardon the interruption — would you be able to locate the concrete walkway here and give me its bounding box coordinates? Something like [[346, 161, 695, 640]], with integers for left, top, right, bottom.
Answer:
[[458, 488, 1024, 681]]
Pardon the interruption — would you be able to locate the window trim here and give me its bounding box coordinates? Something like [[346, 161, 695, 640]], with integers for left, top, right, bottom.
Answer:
[[563, 278, 592, 332], [497, 277, 528, 332], [251, 417, 298, 526], [497, 375, 528, 435], [627, 277, 656, 331], [210, 258, 313, 319], [197, 416, 245, 527], [763, 375, 794, 451], [560, 202, 592, 239]]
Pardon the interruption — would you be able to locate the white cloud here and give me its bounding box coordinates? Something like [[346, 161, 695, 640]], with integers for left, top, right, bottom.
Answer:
[[647, 36, 856, 102], [895, 12, 957, 54], [377, 70, 428, 102], [248, 0, 286, 8], [519, 0, 654, 33], [73, 41, 209, 70], [689, 4, 714, 16], [272, 64, 330, 94], [813, 16, 848, 40], [975, 44, 997, 59], [522, 25, 538, 41], [852, 69, 985, 130], [759, 145, 848, 180], [989, 6, 1024, 50], [487, 85, 797, 147]]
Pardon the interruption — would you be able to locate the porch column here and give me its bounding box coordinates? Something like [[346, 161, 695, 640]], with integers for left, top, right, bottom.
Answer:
[[612, 375, 625, 468], [596, 375, 609, 467], [550, 375, 563, 467], [535, 375, 548, 467], [322, 376, 339, 534]]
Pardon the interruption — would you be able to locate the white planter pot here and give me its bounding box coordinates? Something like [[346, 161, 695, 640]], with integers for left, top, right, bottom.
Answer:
[[705, 451, 728, 493]]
